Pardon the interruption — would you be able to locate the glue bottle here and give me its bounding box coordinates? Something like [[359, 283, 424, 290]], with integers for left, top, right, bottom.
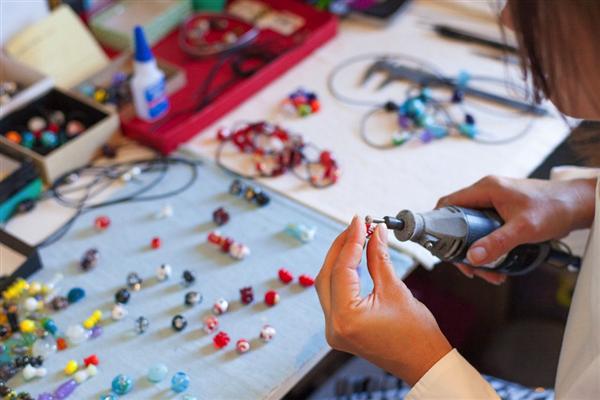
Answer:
[[130, 26, 169, 122]]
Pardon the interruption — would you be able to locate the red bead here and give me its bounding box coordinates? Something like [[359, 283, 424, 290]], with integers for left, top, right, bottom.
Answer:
[[151, 237, 161, 249], [212, 207, 230, 226], [278, 268, 294, 284], [213, 331, 230, 349], [319, 151, 333, 167], [48, 123, 60, 133], [264, 290, 280, 306], [83, 354, 99, 367], [221, 237, 234, 253], [208, 231, 222, 245], [57, 337, 68, 351], [310, 100, 321, 113], [298, 274, 315, 287], [240, 286, 254, 304], [94, 216, 110, 231]]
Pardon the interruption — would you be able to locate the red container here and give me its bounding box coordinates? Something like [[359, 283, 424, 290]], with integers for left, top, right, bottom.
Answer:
[[121, 1, 338, 154]]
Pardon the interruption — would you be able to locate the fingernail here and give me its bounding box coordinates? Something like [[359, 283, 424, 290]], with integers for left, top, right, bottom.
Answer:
[[467, 246, 487, 264]]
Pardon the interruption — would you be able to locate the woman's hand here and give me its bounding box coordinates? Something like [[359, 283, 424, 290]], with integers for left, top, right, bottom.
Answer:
[[315, 217, 452, 386], [437, 176, 597, 284]]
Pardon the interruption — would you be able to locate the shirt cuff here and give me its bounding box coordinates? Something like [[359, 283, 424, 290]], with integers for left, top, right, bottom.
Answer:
[[405, 349, 499, 400]]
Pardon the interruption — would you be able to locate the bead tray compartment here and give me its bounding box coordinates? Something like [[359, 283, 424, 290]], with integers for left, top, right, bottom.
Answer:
[[14, 160, 412, 399], [0, 89, 119, 183]]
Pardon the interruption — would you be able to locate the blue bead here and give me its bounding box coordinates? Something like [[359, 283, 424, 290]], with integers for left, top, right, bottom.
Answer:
[[111, 374, 133, 395], [171, 371, 190, 393], [404, 98, 425, 118], [456, 70, 471, 88], [99, 394, 119, 400], [465, 113, 476, 125], [40, 131, 58, 148], [458, 123, 478, 139], [419, 87, 432, 101], [285, 223, 316, 243], [21, 131, 36, 148], [147, 363, 169, 383], [80, 84, 95, 97], [182, 396, 198, 400], [67, 287, 85, 304], [428, 125, 449, 139]]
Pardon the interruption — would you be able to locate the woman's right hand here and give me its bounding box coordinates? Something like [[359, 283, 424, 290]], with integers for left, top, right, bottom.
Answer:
[[437, 176, 597, 284]]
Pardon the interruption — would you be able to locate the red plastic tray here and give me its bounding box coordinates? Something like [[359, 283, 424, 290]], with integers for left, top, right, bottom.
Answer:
[[121, 1, 338, 154]]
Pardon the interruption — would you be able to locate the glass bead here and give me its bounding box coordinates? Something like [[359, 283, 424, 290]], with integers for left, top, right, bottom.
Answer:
[[94, 216, 110, 231], [278, 268, 294, 284], [260, 325, 276, 342], [80, 248, 99, 271], [264, 290, 280, 306], [184, 291, 201, 306], [54, 379, 77, 399], [254, 191, 270, 206], [66, 325, 89, 345], [32, 335, 57, 358], [150, 237, 161, 249], [147, 363, 168, 383], [115, 288, 131, 304], [67, 287, 85, 304], [171, 315, 187, 332], [111, 374, 133, 395], [90, 326, 103, 339], [236, 339, 250, 354], [299, 274, 315, 287], [285, 223, 316, 243], [126, 273, 143, 291], [5, 131, 21, 144], [212, 207, 230, 226], [239, 287, 253, 304], [228, 242, 250, 260], [99, 394, 118, 400], [156, 264, 172, 281], [212, 298, 229, 315], [213, 331, 230, 349], [111, 304, 128, 320], [181, 270, 196, 287], [458, 122, 477, 139], [420, 130, 434, 144], [40, 131, 58, 148], [229, 179, 244, 195], [134, 316, 149, 334], [21, 131, 36, 148], [203, 316, 218, 333], [171, 371, 190, 393]]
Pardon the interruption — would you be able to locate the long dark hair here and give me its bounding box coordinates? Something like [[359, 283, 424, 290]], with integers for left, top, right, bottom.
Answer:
[[506, 0, 600, 113]]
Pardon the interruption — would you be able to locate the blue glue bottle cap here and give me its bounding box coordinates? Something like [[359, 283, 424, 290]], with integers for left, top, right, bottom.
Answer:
[[134, 26, 153, 63]]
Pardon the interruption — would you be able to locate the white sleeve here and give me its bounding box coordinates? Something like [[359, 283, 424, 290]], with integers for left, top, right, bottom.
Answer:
[[405, 349, 500, 400]]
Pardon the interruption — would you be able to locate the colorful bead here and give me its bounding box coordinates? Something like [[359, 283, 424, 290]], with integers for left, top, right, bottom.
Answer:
[[156, 264, 172, 281], [285, 223, 317, 243], [126, 272, 143, 291], [41, 319, 57, 336], [90, 325, 103, 339], [229, 179, 244, 195], [83, 354, 99, 367], [80, 248, 99, 271], [54, 379, 78, 399], [229, 242, 250, 260], [184, 291, 201, 306], [64, 360, 78, 375], [156, 204, 174, 219], [212, 207, 230, 226], [134, 316, 149, 334], [181, 270, 196, 287], [240, 287, 254, 304], [278, 268, 294, 284], [19, 319, 35, 333], [5, 130, 21, 144], [40, 131, 58, 148], [115, 288, 131, 304], [213, 331, 230, 349], [151, 237, 161, 249], [147, 363, 168, 383], [298, 274, 315, 287], [51, 296, 69, 311], [56, 337, 68, 351], [284, 88, 320, 117], [82, 310, 102, 329], [66, 120, 85, 136], [28, 116, 46, 132], [260, 324, 276, 342], [67, 287, 85, 303], [21, 131, 36, 148], [264, 290, 280, 306], [171, 371, 190, 393], [94, 216, 110, 231], [111, 374, 134, 395], [172, 315, 187, 332], [236, 339, 250, 354], [212, 298, 229, 315], [111, 304, 128, 320], [203, 316, 219, 333]]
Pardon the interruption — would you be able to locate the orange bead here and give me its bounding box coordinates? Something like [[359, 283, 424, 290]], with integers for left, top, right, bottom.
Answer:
[[57, 337, 68, 351], [310, 100, 321, 113], [5, 131, 21, 144]]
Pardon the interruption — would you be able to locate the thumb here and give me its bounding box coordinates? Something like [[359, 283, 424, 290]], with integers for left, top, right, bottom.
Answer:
[[366, 224, 399, 289], [467, 220, 524, 265]]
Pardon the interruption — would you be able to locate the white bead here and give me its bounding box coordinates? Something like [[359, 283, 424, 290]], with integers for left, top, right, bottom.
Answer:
[[130, 166, 142, 176], [228, 242, 250, 260], [66, 324, 89, 345], [121, 172, 132, 182], [156, 204, 174, 219], [86, 364, 98, 377], [212, 298, 229, 315], [111, 304, 128, 320], [260, 325, 276, 342], [23, 365, 37, 381], [74, 370, 89, 383], [156, 264, 172, 281], [36, 367, 47, 378], [24, 297, 39, 312]]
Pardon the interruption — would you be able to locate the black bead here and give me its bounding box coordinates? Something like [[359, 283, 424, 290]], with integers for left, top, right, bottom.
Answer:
[[17, 199, 36, 214], [229, 179, 244, 196], [50, 296, 69, 311], [171, 315, 187, 331], [0, 324, 8, 338], [80, 248, 100, 271], [126, 272, 143, 291], [182, 270, 195, 287], [184, 291, 201, 306], [30, 356, 43, 367], [254, 190, 270, 206], [465, 113, 475, 125], [383, 101, 399, 112], [451, 89, 464, 103], [115, 288, 131, 304], [17, 392, 34, 400]]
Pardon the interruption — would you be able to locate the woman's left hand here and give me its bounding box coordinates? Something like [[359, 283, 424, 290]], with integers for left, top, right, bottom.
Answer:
[[315, 216, 452, 386]]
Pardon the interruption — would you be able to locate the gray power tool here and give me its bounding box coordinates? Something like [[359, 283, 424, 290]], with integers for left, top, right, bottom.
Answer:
[[371, 206, 581, 275]]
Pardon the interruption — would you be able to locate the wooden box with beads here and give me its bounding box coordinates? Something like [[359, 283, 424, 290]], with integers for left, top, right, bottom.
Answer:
[[0, 54, 53, 120], [0, 89, 119, 184]]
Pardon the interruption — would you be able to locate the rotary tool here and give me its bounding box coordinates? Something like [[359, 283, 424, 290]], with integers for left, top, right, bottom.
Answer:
[[370, 206, 581, 275]]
